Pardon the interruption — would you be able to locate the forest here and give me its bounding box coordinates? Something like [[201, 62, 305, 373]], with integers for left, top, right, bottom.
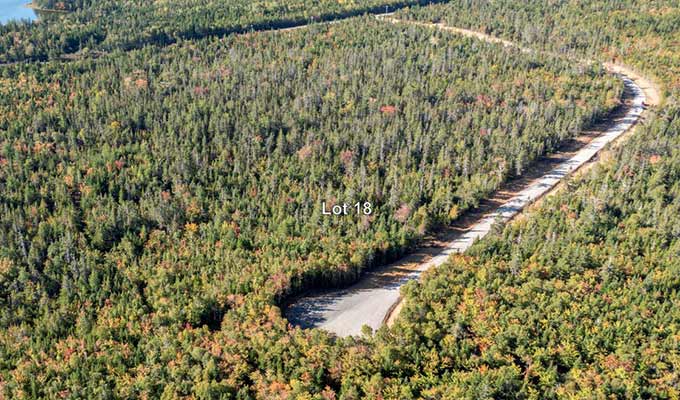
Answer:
[[0, 0, 446, 63], [398, 0, 680, 92], [0, 0, 679, 398]]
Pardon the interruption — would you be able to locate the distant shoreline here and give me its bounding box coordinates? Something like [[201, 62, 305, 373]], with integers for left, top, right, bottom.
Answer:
[[24, 2, 69, 14]]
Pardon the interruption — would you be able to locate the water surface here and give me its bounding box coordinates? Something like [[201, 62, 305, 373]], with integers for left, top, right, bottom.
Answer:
[[0, 0, 36, 24]]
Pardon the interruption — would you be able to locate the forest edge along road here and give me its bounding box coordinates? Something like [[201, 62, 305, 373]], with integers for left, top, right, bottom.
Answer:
[[284, 17, 660, 337], [286, 18, 658, 337]]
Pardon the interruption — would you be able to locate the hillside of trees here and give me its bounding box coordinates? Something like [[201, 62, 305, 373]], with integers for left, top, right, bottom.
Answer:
[[0, 13, 622, 398], [0, 0, 446, 63], [1, 0, 679, 398]]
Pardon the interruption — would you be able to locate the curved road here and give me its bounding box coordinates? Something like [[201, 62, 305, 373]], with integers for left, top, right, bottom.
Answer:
[[285, 18, 655, 337]]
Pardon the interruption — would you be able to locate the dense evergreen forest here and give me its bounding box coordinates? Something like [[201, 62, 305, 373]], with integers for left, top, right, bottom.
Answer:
[[398, 0, 679, 92], [0, 0, 444, 63], [0, 0, 678, 398]]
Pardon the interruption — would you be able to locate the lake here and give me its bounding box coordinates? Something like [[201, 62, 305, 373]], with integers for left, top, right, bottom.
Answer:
[[0, 0, 36, 24]]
